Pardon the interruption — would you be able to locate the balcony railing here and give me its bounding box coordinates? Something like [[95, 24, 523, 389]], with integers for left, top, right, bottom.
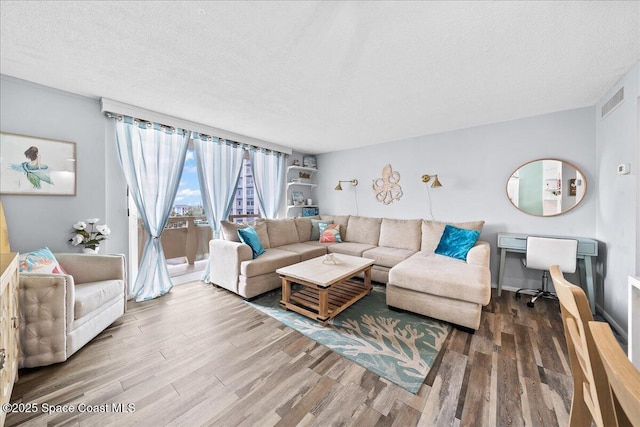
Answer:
[[228, 214, 261, 224], [138, 216, 212, 275]]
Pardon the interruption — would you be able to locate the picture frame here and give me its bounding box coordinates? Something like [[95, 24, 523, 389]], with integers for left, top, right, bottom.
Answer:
[[291, 191, 305, 204], [0, 132, 76, 196], [302, 155, 317, 169]]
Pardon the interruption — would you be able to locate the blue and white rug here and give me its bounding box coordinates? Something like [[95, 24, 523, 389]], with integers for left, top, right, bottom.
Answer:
[[247, 285, 451, 394]]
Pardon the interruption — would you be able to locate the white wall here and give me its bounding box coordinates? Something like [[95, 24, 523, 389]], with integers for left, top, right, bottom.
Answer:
[[316, 107, 597, 293], [0, 75, 129, 257], [595, 62, 639, 333]]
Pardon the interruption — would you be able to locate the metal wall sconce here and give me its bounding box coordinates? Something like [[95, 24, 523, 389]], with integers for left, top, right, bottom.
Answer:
[[334, 179, 358, 190], [421, 174, 443, 187]]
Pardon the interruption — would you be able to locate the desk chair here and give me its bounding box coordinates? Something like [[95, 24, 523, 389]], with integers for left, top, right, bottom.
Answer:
[[589, 321, 640, 426], [515, 236, 578, 307], [551, 265, 615, 427]]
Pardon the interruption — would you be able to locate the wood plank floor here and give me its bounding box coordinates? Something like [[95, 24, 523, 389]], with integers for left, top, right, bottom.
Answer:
[[7, 282, 576, 426]]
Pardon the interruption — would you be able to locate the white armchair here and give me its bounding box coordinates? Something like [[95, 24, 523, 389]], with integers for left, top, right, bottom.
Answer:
[[18, 253, 126, 368]]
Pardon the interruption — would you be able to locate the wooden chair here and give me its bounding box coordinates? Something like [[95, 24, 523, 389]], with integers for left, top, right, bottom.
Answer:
[[550, 265, 615, 427], [588, 321, 640, 426]]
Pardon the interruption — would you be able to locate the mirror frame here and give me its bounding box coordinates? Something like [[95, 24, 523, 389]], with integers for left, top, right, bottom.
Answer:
[[506, 158, 587, 217]]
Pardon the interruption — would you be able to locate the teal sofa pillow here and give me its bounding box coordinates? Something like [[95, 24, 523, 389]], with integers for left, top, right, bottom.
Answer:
[[435, 224, 480, 261], [237, 226, 265, 259]]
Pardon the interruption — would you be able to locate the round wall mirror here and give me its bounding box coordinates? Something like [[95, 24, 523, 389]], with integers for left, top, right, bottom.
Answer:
[[506, 159, 587, 217]]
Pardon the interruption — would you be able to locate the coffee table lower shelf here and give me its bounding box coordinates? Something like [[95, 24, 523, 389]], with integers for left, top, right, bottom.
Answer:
[[280, 279, 370, 326]]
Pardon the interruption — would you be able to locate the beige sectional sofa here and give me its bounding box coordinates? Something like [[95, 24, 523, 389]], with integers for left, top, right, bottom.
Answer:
[[208, 215, 491, 330]]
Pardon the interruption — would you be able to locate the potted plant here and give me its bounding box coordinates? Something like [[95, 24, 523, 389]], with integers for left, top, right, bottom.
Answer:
[[69, 218, 110, 253]]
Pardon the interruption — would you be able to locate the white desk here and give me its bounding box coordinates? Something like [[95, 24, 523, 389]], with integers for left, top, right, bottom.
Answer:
[[497, 232, 599, 314]]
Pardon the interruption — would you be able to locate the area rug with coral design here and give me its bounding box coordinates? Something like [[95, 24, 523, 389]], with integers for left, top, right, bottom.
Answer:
[[246, 284, 451, 394]]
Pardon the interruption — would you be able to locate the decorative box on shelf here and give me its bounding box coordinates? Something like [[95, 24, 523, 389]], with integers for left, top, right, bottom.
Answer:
[[302, 207, 319, 217]]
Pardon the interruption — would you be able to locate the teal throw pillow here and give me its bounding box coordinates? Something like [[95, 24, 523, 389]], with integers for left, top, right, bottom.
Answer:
[[435, 225, 480, 261], [310, 219, 333, 241], [237, 226, 265, 259]]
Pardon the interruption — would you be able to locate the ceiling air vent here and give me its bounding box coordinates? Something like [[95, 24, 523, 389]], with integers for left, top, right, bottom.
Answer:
[[601, 87, 624, 118]]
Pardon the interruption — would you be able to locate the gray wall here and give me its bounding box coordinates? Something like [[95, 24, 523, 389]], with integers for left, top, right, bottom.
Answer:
[[316, 106, 597, 298], [595, 62, 639, 333], [0, 75, 129, 257]]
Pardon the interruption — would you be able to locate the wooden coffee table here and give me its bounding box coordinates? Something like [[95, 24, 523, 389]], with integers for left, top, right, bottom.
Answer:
[[276, 254, 375, 326]]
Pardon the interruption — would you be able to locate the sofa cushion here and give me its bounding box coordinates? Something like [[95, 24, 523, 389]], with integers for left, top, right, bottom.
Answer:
[[311, 219, 333, 241], [319, 223, 342, 243], [237, 226, 266, 258], [294, 217, 316, 242], [221, 220, 270, 249], [253, 221, 271, 249], [220, 220, 243, 242], [421, 220, 484, 253], [362, 246, 416, 268], [240, 248, 300, 278], [302, 241, 336, 249], [277, 243, 327, 261], [74, 279, 124, 320], [378, 218, 421, 251], [328, 242, 376, 257], [266, 219, 299, 248], [345, 216, 382, 246], [320, 215, 349, 241], [435, 225, 480, 261], [388, 252, 491, 305]]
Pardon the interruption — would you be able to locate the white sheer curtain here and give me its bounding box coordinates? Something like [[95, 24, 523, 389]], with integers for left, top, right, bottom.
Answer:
[[249, 147, 287, 218], [114, 117, 189, 302], [193, 134, 245, 281]]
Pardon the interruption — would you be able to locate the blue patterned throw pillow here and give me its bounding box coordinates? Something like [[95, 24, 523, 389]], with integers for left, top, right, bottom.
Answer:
[[18, 247, 67, 274], [435, 225, 480, 261], [310, 219, 333, 241], [319, 223, 342, 243], [237, 226, 265, 259]]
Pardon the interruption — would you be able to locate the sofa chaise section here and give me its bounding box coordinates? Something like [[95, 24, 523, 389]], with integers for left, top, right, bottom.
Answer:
[[387, 239, 491, 330]]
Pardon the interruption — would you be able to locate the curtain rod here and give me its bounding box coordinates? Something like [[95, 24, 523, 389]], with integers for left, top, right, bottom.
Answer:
[[101, 98, 293, 155], [105, 112, 286, 155]]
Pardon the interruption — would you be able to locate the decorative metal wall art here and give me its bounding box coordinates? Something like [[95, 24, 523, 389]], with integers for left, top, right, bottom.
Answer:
[[372, 164, 403, 205]]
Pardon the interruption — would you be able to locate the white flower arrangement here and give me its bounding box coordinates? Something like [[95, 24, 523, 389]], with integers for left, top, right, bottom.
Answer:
[[68, 218, 110, 251]]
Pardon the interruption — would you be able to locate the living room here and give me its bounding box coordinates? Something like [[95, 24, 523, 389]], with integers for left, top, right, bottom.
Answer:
[[1, 1, 639, 426]]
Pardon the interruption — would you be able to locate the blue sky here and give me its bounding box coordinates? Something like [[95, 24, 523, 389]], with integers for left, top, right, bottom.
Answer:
[[174, 149, 202, 206]]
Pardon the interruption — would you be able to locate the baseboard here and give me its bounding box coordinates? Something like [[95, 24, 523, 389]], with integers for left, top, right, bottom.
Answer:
[[497, 284, 519, 293]]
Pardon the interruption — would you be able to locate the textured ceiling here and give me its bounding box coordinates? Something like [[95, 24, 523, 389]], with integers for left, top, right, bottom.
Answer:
[[1, 1, 639, 154]]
